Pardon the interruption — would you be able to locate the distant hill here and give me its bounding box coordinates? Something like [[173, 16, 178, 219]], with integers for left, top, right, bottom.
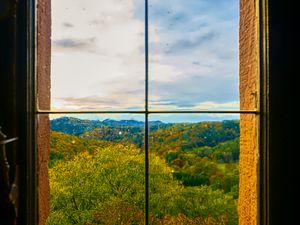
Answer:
[[50, 120, 240, 195], [51, 117, 98, 135], [150, 120, 240, 155], [50, 117, 165, 136], [102, 119, 144, 127], [51, 117, 239, 152]]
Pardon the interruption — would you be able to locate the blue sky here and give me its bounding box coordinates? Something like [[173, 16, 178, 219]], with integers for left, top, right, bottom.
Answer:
[[147, 0, 239, 110], [51, 0, 239, 122]]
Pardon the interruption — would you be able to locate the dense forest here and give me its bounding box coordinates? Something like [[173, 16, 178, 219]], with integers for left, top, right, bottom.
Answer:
[[48, 117, 240, 225]]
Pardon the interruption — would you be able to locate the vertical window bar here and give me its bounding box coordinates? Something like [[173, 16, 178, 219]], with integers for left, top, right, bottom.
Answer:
[[145, 113, 149, 225], [145, 0, 149, 224], [28, 0, 38, 224], [145, 1, 149, 113], [259, 0, 269, 224]]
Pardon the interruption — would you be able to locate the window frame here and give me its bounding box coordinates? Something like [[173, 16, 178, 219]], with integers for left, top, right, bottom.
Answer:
[[21, 0, 269, 224], [259, 0, 269, 224]]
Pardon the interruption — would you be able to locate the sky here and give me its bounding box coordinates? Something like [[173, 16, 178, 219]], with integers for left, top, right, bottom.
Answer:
[[51, 0, 239, 122]]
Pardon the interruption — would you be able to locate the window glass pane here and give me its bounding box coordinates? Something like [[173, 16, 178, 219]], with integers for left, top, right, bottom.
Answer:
[[47, 0, 145, 110], [149, 114, 240, 224], [46, 114, 145, 224], [149, 0, 240, 111]]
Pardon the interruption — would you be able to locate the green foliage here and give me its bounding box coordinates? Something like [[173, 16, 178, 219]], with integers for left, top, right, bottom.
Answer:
[[48, 143, 145, 225], [51, 117, 98, 135], [50, 132, 111, 167], [210, 138, 240, 163], [48, 119, 240, 224], [47, 133, 238, 225], [52, 117, 239, 156], [149, 120, 239, 156], [173, 171, 210, 186], [81, 126, 144, 148], [163, 140, 239, 196]]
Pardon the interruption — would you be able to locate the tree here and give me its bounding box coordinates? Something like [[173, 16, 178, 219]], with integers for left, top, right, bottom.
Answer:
[[48, 140, 238, 225]]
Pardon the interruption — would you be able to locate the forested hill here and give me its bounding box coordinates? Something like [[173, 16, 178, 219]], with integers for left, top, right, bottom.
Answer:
[[48, 118, 240, 224], [50, 117, 240, 151], [50, 117, 165, 136]]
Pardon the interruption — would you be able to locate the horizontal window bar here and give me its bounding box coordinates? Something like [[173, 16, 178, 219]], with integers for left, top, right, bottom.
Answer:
[[36, 110, 259, 114], [147, 110, 259, 114]]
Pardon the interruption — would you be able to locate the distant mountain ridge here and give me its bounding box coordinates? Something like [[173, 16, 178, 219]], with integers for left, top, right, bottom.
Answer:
[[102, 119, 143, 127], [50, 117, 165, 136], [50, 117, 240, 151]]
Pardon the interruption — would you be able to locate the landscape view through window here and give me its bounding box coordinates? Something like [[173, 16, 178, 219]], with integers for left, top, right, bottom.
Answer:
[[46, 0, 240, 224], [48, 114, 240, 225]]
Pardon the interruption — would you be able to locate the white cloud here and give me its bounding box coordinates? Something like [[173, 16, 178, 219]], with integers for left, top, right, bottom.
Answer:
[[51, 0, 239, 111], [149, 100, 239, 111], [193, 101, 240, 110], [51, 0, 145, 110]]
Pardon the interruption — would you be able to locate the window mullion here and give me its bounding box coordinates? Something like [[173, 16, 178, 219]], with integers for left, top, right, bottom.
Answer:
[[144, 0, 149, 224]]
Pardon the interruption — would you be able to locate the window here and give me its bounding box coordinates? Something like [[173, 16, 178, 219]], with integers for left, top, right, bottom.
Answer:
[[6, 0, 300, 224], [35, 0, 261, 225]]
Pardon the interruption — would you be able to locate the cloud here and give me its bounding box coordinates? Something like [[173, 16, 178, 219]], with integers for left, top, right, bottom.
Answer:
[[193, 101, 239, 110], [149, 100, 239, 111], [51, 0, 145, 110], [165, 32, 219, 54], [54, 93, 144, 111], [149, 73, 239, 110], [51, 0, 239, 112], [53, 37, 96, 50], [62, 22, 74, 28], [149, 113, 240, 123], [147, 0, 239, 110]]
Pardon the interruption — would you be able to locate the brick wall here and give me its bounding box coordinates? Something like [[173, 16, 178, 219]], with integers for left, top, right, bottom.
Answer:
[[37, 0, 51, 224], [239, 0, 259, 224]]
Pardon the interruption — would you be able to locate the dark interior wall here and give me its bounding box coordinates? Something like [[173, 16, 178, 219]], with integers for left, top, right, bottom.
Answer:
[[0, 2, 18, 224], [1, 0, 36, 224], [0, 1, 17, 137], [268, 0, 298, 224]]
